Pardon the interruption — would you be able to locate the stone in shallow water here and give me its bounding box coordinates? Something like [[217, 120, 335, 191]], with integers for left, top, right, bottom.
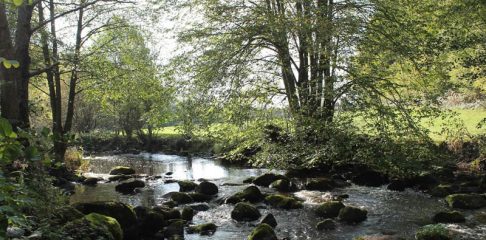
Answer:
[[187, 223, 217, 236], [253, 173, 286, 187], [265, 194, 303, 209], [109, 166, 135, 175], [316, 219, 336, 231], [177, 180, 197, 192], [231, 202, 261, 222], [432, 211, 465, 223], [338, 206, 367, 224], [248, 223, 277, 240], [170, 192, 194, 204], [445, 193, 486, 209], [196, 181, 218, 195], [415, 224, 452, 240], [259, 213, 277, 228], [315, 201, 345, 218], [115, 179, 145, 194]]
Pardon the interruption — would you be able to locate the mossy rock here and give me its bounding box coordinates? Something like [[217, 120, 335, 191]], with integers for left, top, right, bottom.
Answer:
[[115, 179, 145, 194], [432, 211, 466, 223], [316, 219, 336, 231], [178, 180, 198, 192], [181, 207, 194, 221], [170, 192, 194, 204], [259, 213, 277, 228], [338, 206, 367, 224], [62, 216, 115, 240], [109, 166, 135, 175], [270, 178, 297, 192], [253, 173, 287, 187], [85, 213, 123, 240], [248, 223, 277, 240], [72, 201, 137, 237], [50, 206, 84, 225], [187, 223, 217, 236], [315, 201, 345, 218], [231, 202, 261, 221], [227, 186, 265, 204], [196, 181, 219, 195], [153, 207, 181, 221], [415, 224, 452, 240], [265, 194, 303, 209], [188, 192, 213, 202], [305, 178, 336, 191], [445, 193, 486, 209], [429, 185, 456, 197]]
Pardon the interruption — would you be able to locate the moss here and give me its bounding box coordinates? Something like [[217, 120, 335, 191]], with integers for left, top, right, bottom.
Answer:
[[62, 217, 114, 240], [315, 201, 345, 218], [248, 223, 277, 240], [265, 194, 303, 209], [415, 224, 452, 240], [188, 223, 217, 235], [85, 213, 123, 240], [72, 201, 137, 236], [445, 194, 486, 209]]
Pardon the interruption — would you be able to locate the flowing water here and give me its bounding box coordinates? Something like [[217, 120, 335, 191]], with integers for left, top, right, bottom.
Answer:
[[71, 153, 486, 240]]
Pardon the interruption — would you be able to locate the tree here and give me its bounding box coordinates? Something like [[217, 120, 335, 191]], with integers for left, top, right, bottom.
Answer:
[[0, 0, 34, 129], [83, 20, 173, 143], [166, 0, 371, 126]]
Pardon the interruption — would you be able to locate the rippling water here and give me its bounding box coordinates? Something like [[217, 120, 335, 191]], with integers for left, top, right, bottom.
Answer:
[[71, 153, 486, 240]]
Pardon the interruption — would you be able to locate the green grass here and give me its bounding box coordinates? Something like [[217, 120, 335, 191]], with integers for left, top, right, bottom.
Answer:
[[424, 109, 486, 141], [152, 126, 182, 137]]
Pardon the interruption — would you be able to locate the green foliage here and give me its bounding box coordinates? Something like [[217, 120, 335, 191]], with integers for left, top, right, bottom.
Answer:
[[0, 118, 66, 233]]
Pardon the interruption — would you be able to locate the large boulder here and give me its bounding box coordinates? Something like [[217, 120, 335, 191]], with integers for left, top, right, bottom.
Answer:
[[187, 223, 217, 236], [61, 216, 116, 240], [231, 202, 261, 221], [338, 206, 367, 224], [226, 186, 265, 204], [170, 192, 194, 204], [85, 213, 123, 240], [248, 223, 277, 240], [415, 224, 452, 240], [432, 211, 465, 223], [445, 194, 486, 209], [259, 213, 277, 228], [196, 181, 218, 195], [115, 179, 145, 194], [253, 173, 286, 187], [82, 177, 99, 186], [152, 207, 181, 221], [109, 166, 135, 175], [316, 219, 336, 231], [72, 201, 137, 238], [178, 181, 198, 192], [315, 201, 345, 218], [270, 178, 297, 192], [305, 178, 336, 191], [265, 194, 303, 209]]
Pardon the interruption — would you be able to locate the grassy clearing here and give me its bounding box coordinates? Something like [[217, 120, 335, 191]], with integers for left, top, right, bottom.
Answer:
[[424, 109, 486, 141]]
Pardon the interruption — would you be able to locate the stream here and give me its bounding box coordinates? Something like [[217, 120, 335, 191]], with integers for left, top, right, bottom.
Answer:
[[70, 153, 486, 240]]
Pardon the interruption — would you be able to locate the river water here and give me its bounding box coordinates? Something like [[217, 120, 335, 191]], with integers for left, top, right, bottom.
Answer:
[[71, 153, 486, 240]]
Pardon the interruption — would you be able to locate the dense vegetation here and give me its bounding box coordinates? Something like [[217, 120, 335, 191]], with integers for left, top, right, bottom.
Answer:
[[0, 0, 485, 239]]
